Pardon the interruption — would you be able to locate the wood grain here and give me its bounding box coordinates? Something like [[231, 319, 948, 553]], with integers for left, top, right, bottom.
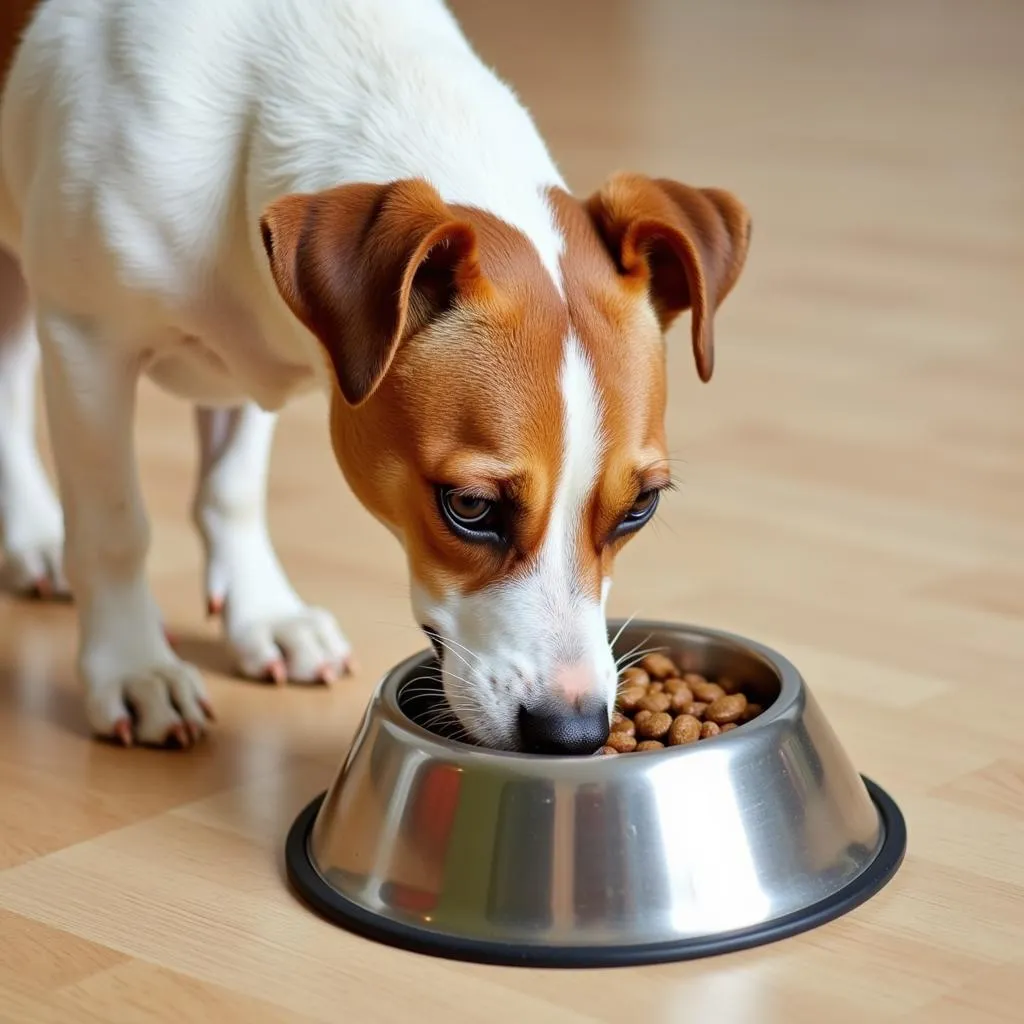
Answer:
[[1, 0, 1022, 1020]]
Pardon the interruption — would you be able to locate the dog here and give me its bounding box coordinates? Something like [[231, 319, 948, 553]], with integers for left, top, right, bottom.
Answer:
[[0, 0, 750, 753]]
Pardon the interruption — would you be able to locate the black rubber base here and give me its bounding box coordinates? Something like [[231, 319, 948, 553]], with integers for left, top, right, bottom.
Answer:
[[285, 776, 906, 968]]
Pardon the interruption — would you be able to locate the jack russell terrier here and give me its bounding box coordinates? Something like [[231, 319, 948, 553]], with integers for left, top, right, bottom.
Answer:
[[0, 0, 750, 753]]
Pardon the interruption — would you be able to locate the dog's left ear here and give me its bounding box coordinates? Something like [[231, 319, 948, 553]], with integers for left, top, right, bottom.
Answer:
[[260, 179, 481, 406], [586, 173, 751, 382]]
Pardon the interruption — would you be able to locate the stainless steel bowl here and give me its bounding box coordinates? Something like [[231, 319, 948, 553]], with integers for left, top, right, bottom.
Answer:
[[286, 621, 905, 966]]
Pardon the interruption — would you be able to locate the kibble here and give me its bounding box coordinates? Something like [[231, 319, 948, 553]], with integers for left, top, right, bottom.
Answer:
[[636, 691, 672, 714], [667, 714, 701, 746], [691, 680, 726, 703], [618, 684, 648, 712], [706, 693, 748, 724], [610, 713, 635, 737], [600, 655, 770, 756], [669, 688, 695, 713], [663, 678, 693, 697], [621, 667, 650, 688], [605, 729, 638, 753], [741, 702, 763, 723], [635, 710, 673, 739], [640, 653, 679, 680]]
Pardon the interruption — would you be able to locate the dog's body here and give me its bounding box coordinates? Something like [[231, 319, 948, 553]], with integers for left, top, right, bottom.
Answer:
[[0, 0, 750, 751]]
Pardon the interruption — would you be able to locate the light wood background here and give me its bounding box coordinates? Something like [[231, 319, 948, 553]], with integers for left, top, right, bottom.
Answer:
[[1, 0, 1022, 1020]]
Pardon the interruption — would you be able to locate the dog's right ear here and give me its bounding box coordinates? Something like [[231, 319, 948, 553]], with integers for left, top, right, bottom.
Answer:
[[260, 179, 481, 406]]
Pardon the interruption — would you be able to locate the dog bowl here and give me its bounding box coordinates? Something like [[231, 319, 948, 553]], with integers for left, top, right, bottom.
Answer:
[[286, 621, 905, 967]]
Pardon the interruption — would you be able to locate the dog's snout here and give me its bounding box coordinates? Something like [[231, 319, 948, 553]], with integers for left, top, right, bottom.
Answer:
[[517, 701, 609, 756], [553, 661, 596, 703]]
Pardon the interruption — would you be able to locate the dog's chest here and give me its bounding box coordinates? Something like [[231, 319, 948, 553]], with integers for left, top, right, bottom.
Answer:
[[145, 323, 319, 412]]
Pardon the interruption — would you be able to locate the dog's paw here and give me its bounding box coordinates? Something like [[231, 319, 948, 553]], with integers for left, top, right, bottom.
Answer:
[[0, 469, 70, 599], [227, 606, 354, 684], [199, 520, 354, 684], [2, 538, 70, 599], [85, 658, 213, 748]]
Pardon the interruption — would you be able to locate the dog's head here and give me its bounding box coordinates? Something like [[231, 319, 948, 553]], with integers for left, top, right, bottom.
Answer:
[[260, 173, 750, 752]]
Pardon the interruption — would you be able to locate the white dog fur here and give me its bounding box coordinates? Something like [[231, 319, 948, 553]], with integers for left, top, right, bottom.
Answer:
[[0, 0, 614, 746]]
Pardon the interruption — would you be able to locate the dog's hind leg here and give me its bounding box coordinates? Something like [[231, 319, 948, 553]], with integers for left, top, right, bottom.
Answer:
[[0, 246, 67, 596]]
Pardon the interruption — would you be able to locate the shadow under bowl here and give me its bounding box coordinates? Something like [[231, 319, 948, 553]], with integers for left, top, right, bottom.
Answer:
[[286, 621, 906, 967]]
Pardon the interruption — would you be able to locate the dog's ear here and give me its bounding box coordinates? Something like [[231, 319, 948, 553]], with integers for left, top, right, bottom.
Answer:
[[260, 179, 480, 406], [586, 173, 751, 382]]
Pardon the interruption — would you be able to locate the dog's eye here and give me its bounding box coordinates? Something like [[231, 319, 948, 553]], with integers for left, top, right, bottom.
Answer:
[[628, 489, 659, 520], [614, 489, 660, 537], [438, 487, 505, 543], [446, 492, 491, 523]]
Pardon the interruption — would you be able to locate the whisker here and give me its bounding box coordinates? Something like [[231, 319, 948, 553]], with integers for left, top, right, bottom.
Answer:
[[388, 623, 484, 666], [430, 635, 476, 670], [615, 649, 670, 680], [609, 611, 639, 651], [613, 632, 656, 667], [433, 632, 483, 665], [615, 644, 667, 669]]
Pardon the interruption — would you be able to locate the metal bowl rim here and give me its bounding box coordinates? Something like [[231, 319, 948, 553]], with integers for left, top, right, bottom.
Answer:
[[376, 619, 805, 763]]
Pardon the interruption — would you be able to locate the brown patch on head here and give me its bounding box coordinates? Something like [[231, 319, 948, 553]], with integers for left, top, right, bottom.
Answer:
[[548, 188, 668, 594], [585, 173, 752, 382], [260, 178, 570, 598], [369, 201, 569, 598], [548, 174, 751, 590]]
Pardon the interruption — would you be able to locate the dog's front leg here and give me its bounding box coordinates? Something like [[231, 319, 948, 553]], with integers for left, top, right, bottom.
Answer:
[[38, 308, 211, 746], [193, 403, 353, 684]]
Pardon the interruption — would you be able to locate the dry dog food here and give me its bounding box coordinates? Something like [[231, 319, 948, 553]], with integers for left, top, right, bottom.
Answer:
[[599, 652, 767, 755]]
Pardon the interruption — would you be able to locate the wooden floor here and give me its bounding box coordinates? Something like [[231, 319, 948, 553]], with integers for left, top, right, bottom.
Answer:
[[2, 0, 1023, 1020]]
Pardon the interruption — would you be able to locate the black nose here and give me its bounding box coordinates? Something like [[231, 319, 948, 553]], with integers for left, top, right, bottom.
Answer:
[[518, 703, 610, 755]]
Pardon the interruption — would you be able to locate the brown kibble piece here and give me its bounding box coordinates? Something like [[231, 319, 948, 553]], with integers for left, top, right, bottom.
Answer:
[[647, 681, 665, 693], [610, 713, 636, 737], [619, 684, 648, 712], [680, 701, 708, 719], [605, 730, 638, 753], [663, 678, 693, 696], [640, 653, 679, 680], [707, 693, 748, 724], [720, 723, 738, 733], [667, 714, 701, 746], [669, 687, 696, 712], [635, 710, 673, 739], [700, 721, 721, 739], [635, 740, 665, 752], [718, 676, 741, 694], [683, 673, 706, 686], [691, 680, 726, 703], [741, 702, 764, 722], [597, 745, 619, 756], [636, 692, 672, 714], [621, 666, 650, 688]]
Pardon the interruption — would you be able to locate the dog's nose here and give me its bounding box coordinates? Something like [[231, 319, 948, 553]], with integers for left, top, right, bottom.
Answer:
[[517, 702, 609, 755]]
